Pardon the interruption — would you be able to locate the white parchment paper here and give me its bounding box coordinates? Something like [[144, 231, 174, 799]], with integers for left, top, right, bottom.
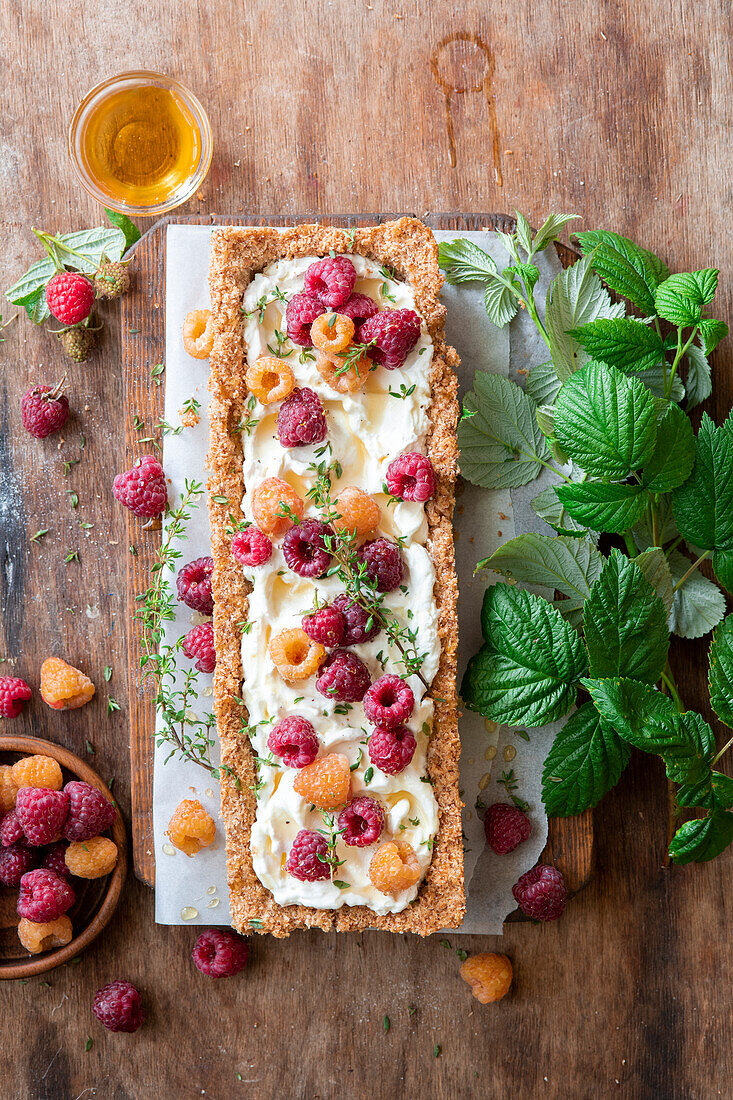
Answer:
[[153, 224, 562, 933]]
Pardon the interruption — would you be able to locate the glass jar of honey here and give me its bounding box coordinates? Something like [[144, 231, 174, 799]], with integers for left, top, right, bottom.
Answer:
[[68, 72, 212, 216]]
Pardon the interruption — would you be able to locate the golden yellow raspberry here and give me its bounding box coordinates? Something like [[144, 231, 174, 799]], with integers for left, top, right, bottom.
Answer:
[[65, 836, 119, 879], [0, 764, 18, 811], [369, 839, 421, 894], [182, 309, 214, 359], [251, 477, 304, 537], [269, 629, 325, 682], [17, 915, 73, 955], [460, 953, 513, 1003], [166, 799, 216, 857], [333, 487, 381, 537], [245, 356, 295, 404], [40, 657, 95, 710], [311, 312, 355, 355], [11, 755, 63, 792], [293, 753, 351, 810], [315, 348, 371, 394]]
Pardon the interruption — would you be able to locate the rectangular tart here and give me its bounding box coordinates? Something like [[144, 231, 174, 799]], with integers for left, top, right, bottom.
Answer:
[[207, 218, 464, 935]]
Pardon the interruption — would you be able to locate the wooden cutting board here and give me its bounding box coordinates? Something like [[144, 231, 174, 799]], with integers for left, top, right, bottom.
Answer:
[[120, 212, 594, 910]]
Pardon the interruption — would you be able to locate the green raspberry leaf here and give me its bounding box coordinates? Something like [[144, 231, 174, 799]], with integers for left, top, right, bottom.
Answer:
[[457, 372, 550, 490], [555, 481, 646, 534], [654, 269, 719, 326], [461, 583, 587, 727], [684, 344, 712, 409], [505, 262, 540, 293], [672, 413, 733, 551], [554, 361, 658, 479], [633, 548, 675, 617], [545, 255, 625, 382], [641, 403, 695, 492], [104, 208, 142, 252], [668, 549, 726, 639], [677, 771, 733, 811], [530, 486, 595, 540], [575, 230, 669, 315], [713, 549, 733, 594], [669, 812, 733, 864], [438, 239, 498, 285], [708, 614, 733, 728], [483, 277, 518, 327], [583, 550, 669, 682], [525, 361, 562, 406], [569, 318, 665, 374], [541, 702, 630, 816], [697, 317, 729, 356], [476, 533, 603, 614], [531, 212, 580, 253]]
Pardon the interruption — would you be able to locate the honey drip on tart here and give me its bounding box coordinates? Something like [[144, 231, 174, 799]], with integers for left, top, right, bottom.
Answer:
[[237, 252, 442, 915]]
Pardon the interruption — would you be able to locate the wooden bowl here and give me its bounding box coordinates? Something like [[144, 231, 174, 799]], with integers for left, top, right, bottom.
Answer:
[[0, 735, 127, 979]]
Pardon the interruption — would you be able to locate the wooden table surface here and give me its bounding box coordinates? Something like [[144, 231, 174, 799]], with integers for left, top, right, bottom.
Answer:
[[1, 3, 730, 1098]]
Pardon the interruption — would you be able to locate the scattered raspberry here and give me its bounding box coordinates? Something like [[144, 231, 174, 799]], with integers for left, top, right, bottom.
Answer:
[[285, 829, 332, 881], [40, 657, 95, 710], [357, 538, 404, 592], [59, 327, 96, 362], [251, 477, 304, 537], [94, 261, 130, 299], [333, 487, 381, 537], [304, 255, 356, 309], [1, 810, 24, 847], [269, 629, 325, 682], [338, 796, 385, 847], [267, 716, 320, 768], [182, 621, 216, 673], [332, 594, 381, 646], [232, 527, 273, 567], [0, 676, 32, 718], [363, 675, 414, 728], [113, 454, 168, 518], [17, 868, 75, 922], [166, 799, 216, 857], [277, 387, 327, 448], [302, 605, 345, 648], [41, 842, 71, 880], [358, 308, 421, 370], [176, 557, 214, 615], [0, 842, 36, 886], [65, 836, 118, 878], [182, 309, 214, 359], [15, 787, 69, 846], [11, 755, 63, 792], [285, 292, 324, 346], [460, 953, 513, 1004], [282, 520, 334, 578], [338, 292, 379, 326], [484, 802, 532, 855], [45, 272, 94, 325], [192, 929, 249, 978], [93, 980, 145, 1033], [368, 839, 421, 894], [63, 780, 117, 842], [18, 914, 73, 955], [316, 649, 371, 702], [21, 383, 70, 439], [0, 765, 17, 811], [368, 725, 416, 775], [386, 452, 436, 503], [293, 753, 351, 810], [512, 864, 567, 922]]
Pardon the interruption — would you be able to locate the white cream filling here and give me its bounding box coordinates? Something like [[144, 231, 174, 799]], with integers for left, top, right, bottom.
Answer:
[[239, 255, 440, 915]]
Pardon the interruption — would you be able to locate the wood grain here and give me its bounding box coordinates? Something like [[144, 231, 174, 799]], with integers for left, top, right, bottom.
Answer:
[[0, 1, 730, 1096]]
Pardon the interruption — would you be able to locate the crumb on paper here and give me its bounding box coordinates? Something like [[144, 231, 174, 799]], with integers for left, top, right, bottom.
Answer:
[[179, 405, 200, 428]]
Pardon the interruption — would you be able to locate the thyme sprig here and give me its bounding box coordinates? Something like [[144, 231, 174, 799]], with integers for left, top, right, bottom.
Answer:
[[316, 811, 347, 878]]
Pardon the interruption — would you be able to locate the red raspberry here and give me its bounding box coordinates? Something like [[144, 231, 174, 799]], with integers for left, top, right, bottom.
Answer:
[[93, 980, 146, 1033], [45, 272, 94, 325], [484, 802, 532, 855], [386, 452, 436, 503], [176, 557, 214, 615], [363, 675, 414, 728], [17, 868, 75, 922], [357, 538, 403, 592], [332, 594, 381, 646], [0, 843, 36, 886], [285, 828, 331, 881], [302, 605, 345, 648], [192, 929, 249, 978], [113, 454, 168, 518], [182, 621, 216, 673], [358, 308, 421, 370], [512, 864, 567, 922], [368, 725, 416, 775], [285, 292, 324, 346], [267, 716, 319, 768], [277, 387, 327, 448], [282, 520, 334, 578], [41, 841, 71, 880], [63, 781, 117, 842], [15, 787, 69, 846], [1, 810, 24, 847], [338, 292, 379, 326], [304, 256, 356, 309], [21, 384, 70, 440], [316, 649, 371, 703], [232, 527, 272, 567], [338, 796, 385, 847], [0, 676, 32, 718]]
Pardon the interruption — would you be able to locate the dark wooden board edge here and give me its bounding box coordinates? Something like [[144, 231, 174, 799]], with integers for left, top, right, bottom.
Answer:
[[121, 212, 594, 914]]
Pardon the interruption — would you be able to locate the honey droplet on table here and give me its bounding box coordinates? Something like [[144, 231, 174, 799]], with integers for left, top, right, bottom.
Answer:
[[206, 885, 217, 895], [162, 843, 175, 856], [504, 745, 517, 762], [180, 906, 199, 921], [206, 898, 220, 909], [484, 744, 497, 761]]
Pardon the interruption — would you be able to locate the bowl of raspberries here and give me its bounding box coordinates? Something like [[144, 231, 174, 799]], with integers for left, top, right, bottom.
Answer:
[[0, 734, 126, 979]]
